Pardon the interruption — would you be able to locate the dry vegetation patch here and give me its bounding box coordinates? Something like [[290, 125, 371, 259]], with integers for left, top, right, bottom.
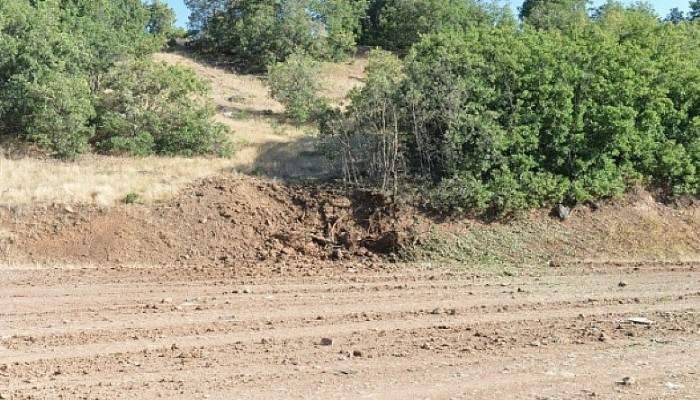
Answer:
[[0, 155, 238, 207]]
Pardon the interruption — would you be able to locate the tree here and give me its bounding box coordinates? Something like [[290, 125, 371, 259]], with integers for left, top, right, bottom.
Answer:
[[268, 52, 325, 123], [0, 0, 227, 158], [690, 0, 700, 21], [189, 0, 367, 71], [365, 0, 494, 52], [95, 60, 231, 156], [320, 49, 404, 191], [146, 0, 177, 37], [184, 0, 227, 32], [520, 0, 589, 31], [665, 8, 685, 24], [322, 2, 700, 215]]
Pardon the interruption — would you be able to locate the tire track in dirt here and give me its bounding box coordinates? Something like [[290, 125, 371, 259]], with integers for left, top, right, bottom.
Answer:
[[2, 266, 700, 399]]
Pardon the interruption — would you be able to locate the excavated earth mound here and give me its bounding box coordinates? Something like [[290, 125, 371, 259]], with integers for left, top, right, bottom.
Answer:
[[0, 176, 418, 268]]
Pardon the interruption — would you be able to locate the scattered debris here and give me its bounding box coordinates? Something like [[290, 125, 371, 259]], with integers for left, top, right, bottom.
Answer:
[[627, 317, 654, 326], [664, 382, 684, 390]]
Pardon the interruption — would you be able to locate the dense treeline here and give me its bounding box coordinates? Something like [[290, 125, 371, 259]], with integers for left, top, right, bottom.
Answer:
[[319, 1, 700, 215], [0, 0, 228, 159]]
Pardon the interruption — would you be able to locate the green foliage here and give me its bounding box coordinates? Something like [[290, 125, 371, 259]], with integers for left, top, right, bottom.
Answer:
[[184, 0, 227, 32], [95, 60, 231, 156], [21, 72, 96, 159], [268, 53, 326, 124], [324, 3, 700, 215], [124, 192, 141, 204], [146, 0, 177, 37], [319, 49, 404, 191], [520, 0, 589, 31], [0, 0, 226, 159], [363, 0, 499, 52], [691, 1, 700, 21], [191, 0, 368, 71]]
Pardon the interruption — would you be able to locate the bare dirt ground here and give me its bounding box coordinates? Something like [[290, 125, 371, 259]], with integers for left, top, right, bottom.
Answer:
[[2, 262, 699, 399], [2, 175, 700, 399]]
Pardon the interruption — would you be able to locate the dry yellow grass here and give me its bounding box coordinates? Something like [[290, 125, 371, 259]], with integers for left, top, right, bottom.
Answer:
[[1, 51, 366, 207], [0, 155, 239, 207], [153, 49, 365, 180]]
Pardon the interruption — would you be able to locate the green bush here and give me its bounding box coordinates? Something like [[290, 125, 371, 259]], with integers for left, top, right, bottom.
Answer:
[[191, 0, 368, 71], [268, 53, 326, 124], [319, 49, 404, 191], [323, 3, 700, 216], [364, 0, 497, 52], [95, 60, 231, 156], [21, 72, 96, 159], [0, 0, 227, 159], [124, 192, 141, 204]]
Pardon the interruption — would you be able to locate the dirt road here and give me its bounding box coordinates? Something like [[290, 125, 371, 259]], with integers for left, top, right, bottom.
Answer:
[[2, 262, 699, 399]]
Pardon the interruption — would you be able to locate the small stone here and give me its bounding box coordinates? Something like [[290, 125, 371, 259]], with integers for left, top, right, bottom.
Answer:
[[320, 337, 333, 346], [616, 376, 635, 386], [627, 317, 654, 326], [618, 281, 627, 288], [555, 204, 570, 220], [352, 350, 363, 357], [171, 343, 179, 351], [430, 308, 443, 315]]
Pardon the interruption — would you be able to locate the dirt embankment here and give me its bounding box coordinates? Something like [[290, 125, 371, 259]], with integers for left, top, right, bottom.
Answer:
[[0, 176, 418, 269], [1, 175, 700, 270]]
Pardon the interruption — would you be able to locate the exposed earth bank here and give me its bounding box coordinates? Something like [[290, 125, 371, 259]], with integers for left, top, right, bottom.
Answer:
[[1, 175, 700, 269]]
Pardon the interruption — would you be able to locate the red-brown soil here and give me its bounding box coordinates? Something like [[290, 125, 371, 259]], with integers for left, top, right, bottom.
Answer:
[[1, 176, 416, 270], [2, 176, 700, 399]]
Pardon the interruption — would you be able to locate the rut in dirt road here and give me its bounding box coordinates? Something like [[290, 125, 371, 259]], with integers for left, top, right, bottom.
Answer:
[[2, 264, 699, 399]]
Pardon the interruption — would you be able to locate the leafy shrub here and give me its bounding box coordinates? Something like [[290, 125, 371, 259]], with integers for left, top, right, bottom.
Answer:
[[520, 0, 589, 31], [146, 0, 177, 37], [20, 72, 96, 159], [268, 53, 326, 124], [124, 192, 141, 204], [0, 0, 228, 159], [95, 60, 231, 156], [319, 49, 404, 191], [362, 0, 503, 52], [323, 3, 700, 215], [191, 0, 368, 71]]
